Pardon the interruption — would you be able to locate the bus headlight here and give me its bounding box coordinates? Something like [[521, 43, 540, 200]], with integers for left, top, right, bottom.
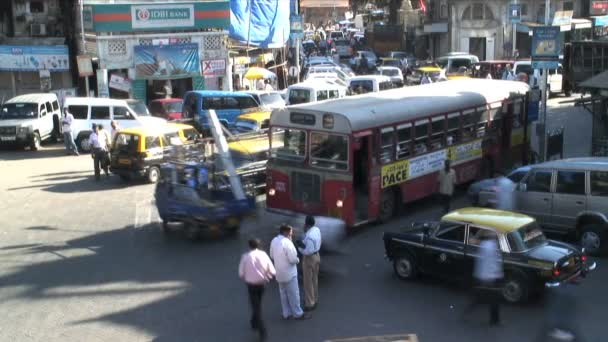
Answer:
[[268, 188, 276, 196], [336, 199, 343, 208]]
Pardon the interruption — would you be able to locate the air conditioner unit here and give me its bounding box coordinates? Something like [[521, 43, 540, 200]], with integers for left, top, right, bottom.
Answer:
[[31, 23, 46, 36]]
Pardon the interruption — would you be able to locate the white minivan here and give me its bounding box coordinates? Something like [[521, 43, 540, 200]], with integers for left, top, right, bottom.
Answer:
[[64, 97, 166, 151], [347, 75, 394, 94], [286, 80, 347, 105]]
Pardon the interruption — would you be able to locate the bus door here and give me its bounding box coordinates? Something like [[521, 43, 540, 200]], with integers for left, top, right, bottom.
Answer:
[[353, 132, 372, 222]]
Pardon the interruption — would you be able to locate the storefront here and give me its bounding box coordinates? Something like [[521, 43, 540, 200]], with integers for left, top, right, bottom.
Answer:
[[82, 1, 230, 103], [0, 44, 73, 100], [593, 15, 608, 39]]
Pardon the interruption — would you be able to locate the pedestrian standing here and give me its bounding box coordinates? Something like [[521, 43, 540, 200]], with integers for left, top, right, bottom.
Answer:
[[264, 79, 274, 91], [463, 230, 503, 326], [269, 225, 311, 321], [297, 216, 322, 311], [89, 124, 110, 181], [61, 108, 79, 156], [420, 72, 433, 84], [238, 238, 276, 340], [437, 159, 456, 213], [502, 64, 515, 80]]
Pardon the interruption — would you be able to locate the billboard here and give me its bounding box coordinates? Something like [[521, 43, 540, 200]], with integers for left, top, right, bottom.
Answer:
[[134, 43, 200, 80], [0, 45, 69, 72], [591, 1, 608, 16]]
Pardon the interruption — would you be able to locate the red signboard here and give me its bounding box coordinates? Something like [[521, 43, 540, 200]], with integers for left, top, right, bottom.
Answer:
[[591, 1, 608, 15]]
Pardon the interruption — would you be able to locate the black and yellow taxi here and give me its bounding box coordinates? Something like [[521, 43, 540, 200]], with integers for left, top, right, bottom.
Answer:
[[383, 208, 596, 303], [110, 123, 199, 183]]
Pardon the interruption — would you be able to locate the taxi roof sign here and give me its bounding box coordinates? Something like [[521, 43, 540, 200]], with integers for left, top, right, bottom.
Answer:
[[325, 333, 419, 342]]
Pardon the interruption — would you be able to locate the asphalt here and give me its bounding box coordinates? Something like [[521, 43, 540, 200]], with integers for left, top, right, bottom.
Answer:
[[0, 94, 605, 342]]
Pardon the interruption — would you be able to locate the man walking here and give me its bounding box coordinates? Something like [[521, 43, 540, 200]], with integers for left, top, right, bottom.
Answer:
[[238, 238, 276, 340], [88, 124, 110, 181], [437, 159, 457, 213], [464, 230, 504, 326], [62, 108, 79, 156], [269, 225, 311, 321], [297, 216, 322, 311]]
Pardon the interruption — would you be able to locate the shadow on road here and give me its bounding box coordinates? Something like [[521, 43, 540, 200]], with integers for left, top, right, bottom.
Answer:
[[0, 144, 71, 161], [7, 175, 139, 193]]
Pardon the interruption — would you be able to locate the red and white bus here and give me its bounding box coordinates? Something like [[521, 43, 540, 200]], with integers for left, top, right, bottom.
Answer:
[[266, 79, 531, 226]]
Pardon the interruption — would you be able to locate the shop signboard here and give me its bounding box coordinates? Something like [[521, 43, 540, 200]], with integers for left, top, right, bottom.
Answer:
[[134, 43, 200, 80], [77, 55, 94, 77], [83, 6, 94, 31], [552, 10, 573, 26], [109, 74, 132, 92], [508, 4, 522, 23], [88, 1, 229, 32], [591, 1, 608, 16], [0, 45, 69, 72], [531, 26, 560, 69], [202, 59, 226, 76]]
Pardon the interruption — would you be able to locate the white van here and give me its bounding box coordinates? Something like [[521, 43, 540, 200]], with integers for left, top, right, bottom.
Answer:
[[286, 81, 347, 105], [436, 53, 480, 73], [0, 93, 61, 150], [347, 75, 394, 94], [64, 97, 166, 151]]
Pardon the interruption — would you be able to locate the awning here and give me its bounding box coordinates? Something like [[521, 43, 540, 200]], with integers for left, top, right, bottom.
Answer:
[[580, 70, 608, 91], [301, 0, 348, 8], [517, 18, 592, 33], [572, 18, 593, 29]]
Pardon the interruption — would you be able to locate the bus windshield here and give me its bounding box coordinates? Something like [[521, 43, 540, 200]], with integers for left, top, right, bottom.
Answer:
[[310, 132, 348, 170], [271, 127, 306, 161]]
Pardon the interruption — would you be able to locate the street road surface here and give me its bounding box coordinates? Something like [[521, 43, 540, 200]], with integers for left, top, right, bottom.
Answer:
[[0, 95, 603, 342]]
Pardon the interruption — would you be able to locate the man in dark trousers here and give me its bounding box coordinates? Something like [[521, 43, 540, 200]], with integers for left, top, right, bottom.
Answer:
[[297, 216, 322, 311], [238, 239, 275, 340]]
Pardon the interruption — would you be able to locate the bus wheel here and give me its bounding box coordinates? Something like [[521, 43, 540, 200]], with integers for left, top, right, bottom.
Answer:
[[378, 189, 395, 222]]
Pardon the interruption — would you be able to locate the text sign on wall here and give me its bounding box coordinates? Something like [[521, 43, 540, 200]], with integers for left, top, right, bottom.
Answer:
[[131, 4, 195, 29], [591, 1, 608, 16]]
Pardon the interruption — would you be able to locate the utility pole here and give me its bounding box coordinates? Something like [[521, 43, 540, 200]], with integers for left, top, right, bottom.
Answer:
[[79, 0, 90, 96], [512, 0, 518, 57], [295, 0, 300, 83], [539, 0, 550, 162]]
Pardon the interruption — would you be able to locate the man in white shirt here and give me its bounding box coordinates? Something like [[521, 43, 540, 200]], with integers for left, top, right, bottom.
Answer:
[[239, 238, 275, 339], [437, 160, 457, 213], [62, 108, 79, 156], [297, 216, 322, 311], [88, 124, 110, 180], [269, 225, 311, 320]]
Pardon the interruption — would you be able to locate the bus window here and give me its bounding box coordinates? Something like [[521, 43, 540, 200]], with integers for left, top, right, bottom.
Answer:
[[447, 113, 460, 145], [476, 107, 488, 138], [488, 107, 501, 135], [380, 127, 394, 163], [462, 109, 477, 141], [430, 116, 445, 150], [317, 90, 329, 101], [271, 127, 306, 161], [414, 120, 429, 154], [310, 132, 348, 170], [396, 123, 412, 159]]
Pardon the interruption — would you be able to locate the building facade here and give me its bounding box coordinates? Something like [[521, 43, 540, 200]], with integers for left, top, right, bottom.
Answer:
[[0, 0, 74, 100], [79, 0, 230, 103]]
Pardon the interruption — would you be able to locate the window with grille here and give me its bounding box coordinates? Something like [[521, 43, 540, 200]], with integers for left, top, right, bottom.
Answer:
[[204, 35, 222, 50], [107, 40, 127, 55]]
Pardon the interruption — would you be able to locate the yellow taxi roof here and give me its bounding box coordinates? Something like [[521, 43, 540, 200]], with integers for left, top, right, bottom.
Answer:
[[447, 74, 471, 80], [118, 123, 195, 136], [228, 136, 269, 153], [237, 111, 271, 123], [417, 66, 441, 72], [442, 208, 535, 233]]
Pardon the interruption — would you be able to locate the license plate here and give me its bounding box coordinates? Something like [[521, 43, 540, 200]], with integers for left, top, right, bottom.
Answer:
[[0, 136, 16, 141], [118, 158, 131, 165]]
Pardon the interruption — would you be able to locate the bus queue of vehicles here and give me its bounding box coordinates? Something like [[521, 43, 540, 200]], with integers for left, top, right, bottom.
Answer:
[[265, 79, 531, 227]]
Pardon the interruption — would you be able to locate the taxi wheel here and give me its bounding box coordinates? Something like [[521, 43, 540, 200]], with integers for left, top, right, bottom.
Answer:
[[580, 224, 606, 256], [502, 273, 529, 303], [393, 254, 418, 280], [147, 166, 160, 184]]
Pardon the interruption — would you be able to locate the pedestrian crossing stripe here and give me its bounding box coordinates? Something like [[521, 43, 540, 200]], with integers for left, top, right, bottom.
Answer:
[[324, 333, 419, 342]]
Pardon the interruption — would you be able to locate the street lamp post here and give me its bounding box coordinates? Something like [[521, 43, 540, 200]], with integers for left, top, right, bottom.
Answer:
[[79, 0, 90, 96], [539, 0, 551, 162]]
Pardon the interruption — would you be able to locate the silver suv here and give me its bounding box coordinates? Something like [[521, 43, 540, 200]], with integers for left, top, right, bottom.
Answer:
[[513, 158, 608, 255]]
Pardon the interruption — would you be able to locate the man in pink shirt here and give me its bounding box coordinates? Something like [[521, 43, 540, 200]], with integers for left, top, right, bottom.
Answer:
[[239, 238, 276, 340]]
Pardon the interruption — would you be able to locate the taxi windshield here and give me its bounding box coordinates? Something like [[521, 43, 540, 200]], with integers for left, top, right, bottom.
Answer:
[[507, 222, 548, 252]]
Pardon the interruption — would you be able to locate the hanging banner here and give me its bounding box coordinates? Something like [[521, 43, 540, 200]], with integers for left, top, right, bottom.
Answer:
[[0, 45, 69, 72], [77, 55, 94, 77], [134, 43, 200, 80], [109, 74, 132, 92]]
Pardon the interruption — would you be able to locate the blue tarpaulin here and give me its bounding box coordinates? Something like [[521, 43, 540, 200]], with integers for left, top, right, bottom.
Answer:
[[229, 0, 290, 48]]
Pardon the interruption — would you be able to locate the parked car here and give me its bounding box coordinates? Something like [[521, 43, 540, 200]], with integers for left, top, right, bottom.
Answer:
[[64, 97, 166, 152], [349, 50, 378, 70], [467, 166, 531, 206], [377, 66, 404, 87], [149, 98, 184, 120], [0, 93, 62, 151], [383, 208, 596, 303], [243, 91, 286, 110]]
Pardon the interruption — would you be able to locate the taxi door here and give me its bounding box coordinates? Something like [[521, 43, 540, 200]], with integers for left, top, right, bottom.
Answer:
[[422, 222, 467, 278]]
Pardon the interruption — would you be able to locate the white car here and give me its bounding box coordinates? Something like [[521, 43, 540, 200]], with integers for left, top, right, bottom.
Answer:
[[0, 93, 61, 150], [243, 90, 286, 110], [64, 97, 166, 152], [377, 66, 404, 87]]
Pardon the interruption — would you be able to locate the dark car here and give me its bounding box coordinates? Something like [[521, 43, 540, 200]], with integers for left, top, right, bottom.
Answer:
[[383, 208, 596, 303]]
